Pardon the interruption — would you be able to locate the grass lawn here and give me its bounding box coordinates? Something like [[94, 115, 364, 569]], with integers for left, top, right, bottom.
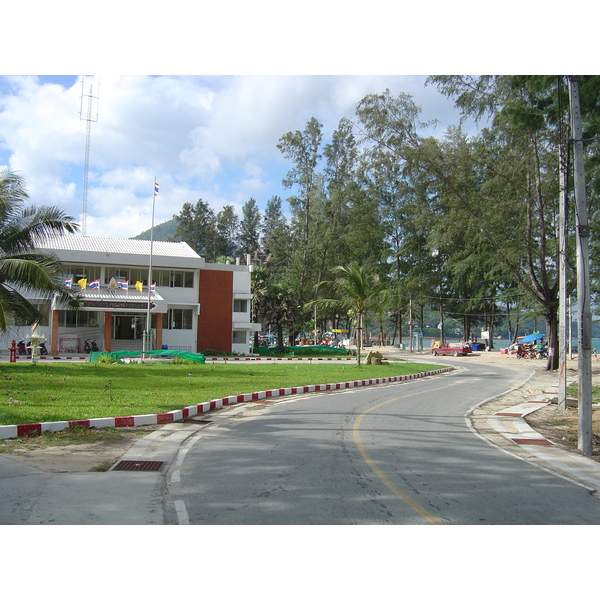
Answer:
[[0, 360, 441, 425]]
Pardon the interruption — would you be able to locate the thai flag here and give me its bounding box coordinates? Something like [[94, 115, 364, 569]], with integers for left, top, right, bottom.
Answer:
[[118, 280, 129, 291], [154, 182, 159, 196], [88, 279, 100, 290], [150, 283, 156, 294], [64, 277, 72, 289]]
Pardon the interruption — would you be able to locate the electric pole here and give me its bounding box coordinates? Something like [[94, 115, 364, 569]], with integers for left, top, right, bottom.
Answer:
[[568, 76, 593, 455]]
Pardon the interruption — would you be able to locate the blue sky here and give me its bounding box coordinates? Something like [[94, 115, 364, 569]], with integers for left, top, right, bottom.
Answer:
[[0, 74, 477, 238]]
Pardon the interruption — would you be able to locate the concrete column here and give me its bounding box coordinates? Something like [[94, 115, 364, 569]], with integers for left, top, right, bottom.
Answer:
[[103, 312, 112, 352], [155, 313, 163, 350], [50, 310, 59, 355]]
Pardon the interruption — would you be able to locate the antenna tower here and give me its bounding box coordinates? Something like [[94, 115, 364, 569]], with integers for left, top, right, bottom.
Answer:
[[79, 76, 99, 236]]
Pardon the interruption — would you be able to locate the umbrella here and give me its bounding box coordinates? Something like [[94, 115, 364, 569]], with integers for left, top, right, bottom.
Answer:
[[521, 333, 544, 343]]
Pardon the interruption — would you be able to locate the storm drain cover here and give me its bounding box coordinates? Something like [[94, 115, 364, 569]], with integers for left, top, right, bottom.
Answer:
[[113, 460, 164, 472], [511, 438, 554, 446]]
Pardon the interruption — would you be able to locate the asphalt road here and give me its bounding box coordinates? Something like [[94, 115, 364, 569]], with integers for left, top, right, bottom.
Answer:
[[165, 359, 600, 525]]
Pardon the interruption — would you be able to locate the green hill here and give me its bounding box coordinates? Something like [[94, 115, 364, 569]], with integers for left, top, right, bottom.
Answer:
[[131, 219, 179, 241]]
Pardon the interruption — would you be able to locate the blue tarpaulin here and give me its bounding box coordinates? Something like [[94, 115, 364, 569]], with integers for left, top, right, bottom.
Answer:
[[521, 333, 544, 344]]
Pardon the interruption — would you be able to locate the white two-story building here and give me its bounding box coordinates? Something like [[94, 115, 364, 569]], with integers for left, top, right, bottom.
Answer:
[[2, 235, 259, 356]]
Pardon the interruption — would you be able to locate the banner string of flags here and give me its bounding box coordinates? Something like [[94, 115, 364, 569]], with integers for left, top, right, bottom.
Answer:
[[64, 278, 155, 293], [63, 181, 160, 294]]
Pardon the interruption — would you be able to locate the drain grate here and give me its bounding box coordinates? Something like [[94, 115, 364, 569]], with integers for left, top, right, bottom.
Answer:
[[113, 460, 164, 472]]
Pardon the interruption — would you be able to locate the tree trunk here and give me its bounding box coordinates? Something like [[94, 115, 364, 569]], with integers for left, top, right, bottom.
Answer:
[[276, 323, 285, 354], [356, 311, 363, 367], [545, 310, 559, 371]]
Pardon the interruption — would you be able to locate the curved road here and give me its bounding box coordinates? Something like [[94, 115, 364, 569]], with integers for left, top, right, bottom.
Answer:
[[165, 359, 600, 525]]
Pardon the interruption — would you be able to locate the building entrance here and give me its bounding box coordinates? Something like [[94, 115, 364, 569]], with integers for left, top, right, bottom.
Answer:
[[113, 314, 145, 340]]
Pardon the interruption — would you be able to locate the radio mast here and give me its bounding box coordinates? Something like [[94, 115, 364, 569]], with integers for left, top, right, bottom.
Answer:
[[79, 76, 99, 236]]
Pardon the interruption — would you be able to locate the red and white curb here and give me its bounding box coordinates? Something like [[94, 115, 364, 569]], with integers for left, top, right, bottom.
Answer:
[[14, 355, 87, 361], [0, 367, 453, 440]]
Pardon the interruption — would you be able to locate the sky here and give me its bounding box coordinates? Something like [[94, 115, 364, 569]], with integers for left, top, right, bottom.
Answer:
[[0, 74, 478, 239], [1, 3, 592, 240]]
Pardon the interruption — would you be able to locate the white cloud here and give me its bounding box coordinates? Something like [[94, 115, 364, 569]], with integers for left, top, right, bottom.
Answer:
[[1, 74, 471, 238]]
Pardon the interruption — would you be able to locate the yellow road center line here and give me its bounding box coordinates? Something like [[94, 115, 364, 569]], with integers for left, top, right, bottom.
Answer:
[[353, 382, 461, 525]]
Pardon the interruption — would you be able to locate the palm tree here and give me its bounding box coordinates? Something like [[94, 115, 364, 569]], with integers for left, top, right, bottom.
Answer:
[[0, 170, 80, 331], [311, 262, 389, 366]]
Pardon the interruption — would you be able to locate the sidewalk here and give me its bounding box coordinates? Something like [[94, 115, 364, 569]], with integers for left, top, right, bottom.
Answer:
[[0, 422, 200, 524], [468, 389, 600, 494]]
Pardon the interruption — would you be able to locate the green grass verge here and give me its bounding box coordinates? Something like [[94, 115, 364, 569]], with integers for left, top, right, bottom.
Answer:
[[566, 382, 600, 403], [0, 360, 441, 425]]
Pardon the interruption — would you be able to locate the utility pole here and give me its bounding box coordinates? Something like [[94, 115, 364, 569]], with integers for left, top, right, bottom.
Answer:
[[568, 76, 593, 455], [409, 293, 413, 352]]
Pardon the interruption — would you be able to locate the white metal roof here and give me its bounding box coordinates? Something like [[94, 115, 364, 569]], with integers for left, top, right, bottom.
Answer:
[[36, 235, 204, 269], [37, 235, 200, 258]]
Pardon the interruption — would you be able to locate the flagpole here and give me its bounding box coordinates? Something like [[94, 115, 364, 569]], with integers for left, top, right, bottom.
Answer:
[[144, 177, 158, 359]]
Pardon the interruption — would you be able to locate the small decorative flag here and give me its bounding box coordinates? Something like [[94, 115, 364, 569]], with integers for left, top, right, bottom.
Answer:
[[78, 278, 87, 289], [135, 281, 143, 292], [89, 279, 100, 290], [64, 277, 72, 289], [118, 280, 129, 291], [150, 283, 156, 294], [154, 182, 159, 196]]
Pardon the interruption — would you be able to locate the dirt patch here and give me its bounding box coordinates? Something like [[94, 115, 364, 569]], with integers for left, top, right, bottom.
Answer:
[[525, 402, 600, 461]]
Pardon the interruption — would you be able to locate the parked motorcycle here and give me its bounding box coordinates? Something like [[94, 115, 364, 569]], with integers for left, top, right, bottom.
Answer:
[[91, 339, 99, 352], [84, 339, 91, 353], [17, 340, 27, 355], [39, 341, 48, 355]]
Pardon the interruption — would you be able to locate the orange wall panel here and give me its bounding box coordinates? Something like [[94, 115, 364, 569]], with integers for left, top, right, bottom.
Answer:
[[198, 270, 233, 353]]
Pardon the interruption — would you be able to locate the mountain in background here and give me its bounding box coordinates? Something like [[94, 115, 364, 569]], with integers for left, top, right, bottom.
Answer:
[[131, 219, 178, 241]]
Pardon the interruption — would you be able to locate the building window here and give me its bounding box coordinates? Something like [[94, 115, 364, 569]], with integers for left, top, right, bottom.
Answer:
[[233, 299, 248, 313], [63, 265, 101, 284], [170, 271, 194, 288], [232, 330, 246, 344], [167, 308, 193, 330], [58, 310, 99, 327], [13, 302, 50, 326], [152, 269, 194, 288]]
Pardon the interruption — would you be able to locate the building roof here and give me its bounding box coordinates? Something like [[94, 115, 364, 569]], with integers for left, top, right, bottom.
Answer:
[[37, 235, 200, 258], [37, 235, 204, 269]]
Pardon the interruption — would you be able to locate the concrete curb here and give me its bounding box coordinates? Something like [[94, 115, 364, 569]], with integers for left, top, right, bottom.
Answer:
[[0, 366, 454, 440]]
